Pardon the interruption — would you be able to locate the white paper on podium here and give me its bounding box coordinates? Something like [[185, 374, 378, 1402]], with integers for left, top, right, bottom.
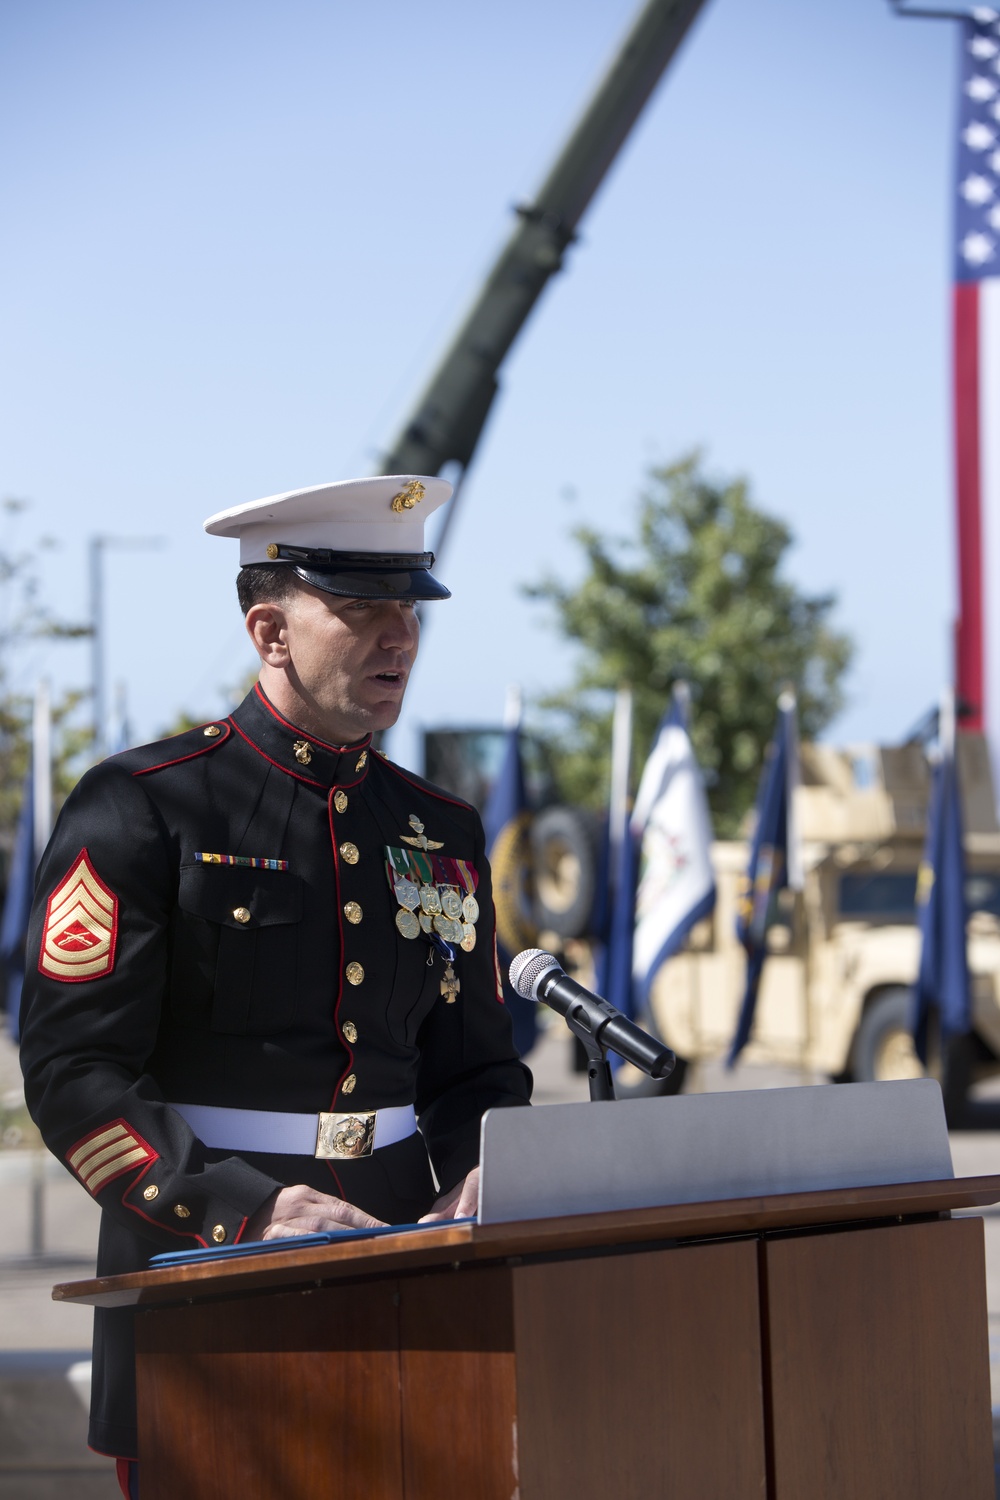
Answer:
[[477, 1079, 953, 1226]]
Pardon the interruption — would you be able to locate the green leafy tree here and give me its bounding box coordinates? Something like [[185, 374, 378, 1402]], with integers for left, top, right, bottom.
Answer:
[[526, 455, 853, 837]]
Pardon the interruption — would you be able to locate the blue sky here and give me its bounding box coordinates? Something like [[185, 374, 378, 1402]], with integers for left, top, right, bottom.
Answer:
[[0, 0, 965, 769]]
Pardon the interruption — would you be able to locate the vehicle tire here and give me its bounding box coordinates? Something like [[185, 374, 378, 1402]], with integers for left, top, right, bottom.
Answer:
[[531, 806, 600, 940], [850, 988, 925, 1083]]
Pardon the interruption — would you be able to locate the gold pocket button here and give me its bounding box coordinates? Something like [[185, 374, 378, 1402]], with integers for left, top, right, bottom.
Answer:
[[173, 1204, 191, 1219], [334, 790, 348, 813], [344, 901, 363, 925], [212, 1225, 226, 1244], [143, 1184, 159, 1201], [341, 1073, 357, 1095], [233, 907, 251, 925], [203, 725, 221, 738], [340, 842, 359, 865], [346, 962, 364, 985], [343, 1021, 358, 1044]]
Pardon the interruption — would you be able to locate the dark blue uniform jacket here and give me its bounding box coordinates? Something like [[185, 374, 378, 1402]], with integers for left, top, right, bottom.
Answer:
[[19, 685, 531, 1458]]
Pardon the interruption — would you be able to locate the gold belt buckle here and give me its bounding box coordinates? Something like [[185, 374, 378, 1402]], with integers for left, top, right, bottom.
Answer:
[[315, 1110, 377, 1160]]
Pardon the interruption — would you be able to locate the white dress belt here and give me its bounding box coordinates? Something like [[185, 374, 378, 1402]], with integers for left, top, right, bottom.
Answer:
[[170, 1101, 417, 1158]]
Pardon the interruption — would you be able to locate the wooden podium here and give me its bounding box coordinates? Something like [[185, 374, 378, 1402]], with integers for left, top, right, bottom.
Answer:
[[56, 1174, 1000, 1499]]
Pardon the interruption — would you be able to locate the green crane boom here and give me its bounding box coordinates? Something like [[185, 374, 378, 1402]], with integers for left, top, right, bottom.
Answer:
[[380, 0, 709, 488]]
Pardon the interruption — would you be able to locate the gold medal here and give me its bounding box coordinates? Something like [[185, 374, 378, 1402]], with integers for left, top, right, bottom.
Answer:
[[395, 908, 420, 940], [441, 888, 463, 919], [460, 923, 476, 952], [394, 878, 420, 911], [462, 894, 480, 924], [419, 885, 442, 915], [419, 911, 433, 933], [433, 914, 464, 944]]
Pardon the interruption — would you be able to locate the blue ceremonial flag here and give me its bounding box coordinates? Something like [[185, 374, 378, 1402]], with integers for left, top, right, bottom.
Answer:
[[0, 764, 35, 1043], [598, 685, 716, 1028], [727, 692, 802, 1067], [484, 722, 539, 1058], [912, 731, 971, 1064]]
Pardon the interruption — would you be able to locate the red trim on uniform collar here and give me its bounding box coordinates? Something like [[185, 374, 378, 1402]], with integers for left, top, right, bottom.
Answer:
[[253, 684, 372, 757], [227, 717, 325, 788]]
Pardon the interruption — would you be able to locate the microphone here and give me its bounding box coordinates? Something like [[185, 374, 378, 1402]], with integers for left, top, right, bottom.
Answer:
[[509, 949, 676, 1081]]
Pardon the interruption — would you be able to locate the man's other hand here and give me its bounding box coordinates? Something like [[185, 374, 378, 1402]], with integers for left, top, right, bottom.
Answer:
[[246, 1184, 386, 1240], [418, 1165, 479, 1223]]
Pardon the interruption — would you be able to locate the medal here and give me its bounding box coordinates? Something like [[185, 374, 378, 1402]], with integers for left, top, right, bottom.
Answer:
[[460, 923, 476, 952], [394, 878, 420, 911], [419, 912, 433, 934], [441, 888, 463, 919], [395, 908, 420, 940], [462, 894, 479, 924], [432, 914, 461, 943], [419, 885, 442, 915]]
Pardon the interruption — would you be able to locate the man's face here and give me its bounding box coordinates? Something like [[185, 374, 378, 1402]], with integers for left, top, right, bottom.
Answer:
[[277, 582, 420, 740]]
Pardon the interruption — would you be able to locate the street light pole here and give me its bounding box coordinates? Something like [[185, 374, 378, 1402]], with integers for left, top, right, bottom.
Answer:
[[89, 534, 165, 757]]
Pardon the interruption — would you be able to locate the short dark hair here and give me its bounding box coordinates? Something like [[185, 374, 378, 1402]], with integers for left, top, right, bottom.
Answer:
[[236, 564, 302, 615]]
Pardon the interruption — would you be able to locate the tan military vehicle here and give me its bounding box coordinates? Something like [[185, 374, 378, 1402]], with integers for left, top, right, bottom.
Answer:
[[648, 733, 1000, 1090]]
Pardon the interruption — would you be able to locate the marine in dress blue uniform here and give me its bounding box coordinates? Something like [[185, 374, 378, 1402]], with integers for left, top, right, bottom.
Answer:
[[19, 475, 531, 1468]]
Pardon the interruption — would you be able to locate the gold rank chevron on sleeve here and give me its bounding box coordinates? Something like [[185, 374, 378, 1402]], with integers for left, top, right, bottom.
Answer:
[[38, 848, 119, 982], [65, 1119, 157, 1197]]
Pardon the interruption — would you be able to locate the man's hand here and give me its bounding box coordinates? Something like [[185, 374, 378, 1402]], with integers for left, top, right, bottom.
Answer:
[[418, 1165, 479, 1223], [246, 1184, 386, 1241]]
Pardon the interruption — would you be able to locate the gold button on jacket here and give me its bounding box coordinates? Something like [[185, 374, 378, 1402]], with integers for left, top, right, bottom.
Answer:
[[345, 961, 364, 985], [334, 790, 348, 813], [340, 842, 359, 864], [342, 1021, 358, 1044], [344, 901, 363, 924]]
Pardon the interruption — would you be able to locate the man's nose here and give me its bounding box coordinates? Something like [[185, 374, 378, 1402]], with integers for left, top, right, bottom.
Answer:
[[378, 603, 419, 648]]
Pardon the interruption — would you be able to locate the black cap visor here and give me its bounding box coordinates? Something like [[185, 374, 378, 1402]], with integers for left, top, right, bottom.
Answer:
[[245, 546, 451, 601], [294, 564, 451, 601]]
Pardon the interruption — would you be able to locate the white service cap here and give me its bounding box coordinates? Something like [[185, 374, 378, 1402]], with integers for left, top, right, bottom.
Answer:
[[204, 474, 453, 599]]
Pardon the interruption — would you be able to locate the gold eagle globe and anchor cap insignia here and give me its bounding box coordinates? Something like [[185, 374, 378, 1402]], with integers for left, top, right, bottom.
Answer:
[[390, 479, 426, 513]]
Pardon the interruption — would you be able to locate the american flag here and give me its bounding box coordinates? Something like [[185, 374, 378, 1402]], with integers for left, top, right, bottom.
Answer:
[[954, 7, 1000, 794]]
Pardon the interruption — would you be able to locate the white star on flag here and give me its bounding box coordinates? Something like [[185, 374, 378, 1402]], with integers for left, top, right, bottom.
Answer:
[[962, 174, 996, 205], [988, 205, 1000, 231], [973, 6, 999, 22], [989, 149, 1000, 171], [972, 36, 999, 58], [962, 230, 996, 265], [965, 121, 997, 150], [968, 75, 998, 101]]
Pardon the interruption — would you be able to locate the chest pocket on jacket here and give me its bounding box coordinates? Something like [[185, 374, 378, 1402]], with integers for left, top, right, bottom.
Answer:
[[174, 863, 303, 1034]]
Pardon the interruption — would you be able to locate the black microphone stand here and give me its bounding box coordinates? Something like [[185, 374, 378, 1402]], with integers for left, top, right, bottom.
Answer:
[[561, 1000, 616, 1102]]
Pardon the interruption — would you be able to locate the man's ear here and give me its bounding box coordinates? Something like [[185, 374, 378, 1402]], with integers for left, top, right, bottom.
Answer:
[[245, 603, 291, 666]]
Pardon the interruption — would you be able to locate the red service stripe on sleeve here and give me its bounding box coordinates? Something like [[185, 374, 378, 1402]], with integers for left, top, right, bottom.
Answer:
[[66, 1118, 157, 1196]]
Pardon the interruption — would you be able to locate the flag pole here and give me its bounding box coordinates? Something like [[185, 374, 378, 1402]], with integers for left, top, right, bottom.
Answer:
[[32, 678, 52, 863], [609, 685, 634, 893]]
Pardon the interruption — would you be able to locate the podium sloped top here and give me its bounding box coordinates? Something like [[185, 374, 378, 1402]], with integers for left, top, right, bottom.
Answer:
[[53, 1174, 1000, 1310]]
